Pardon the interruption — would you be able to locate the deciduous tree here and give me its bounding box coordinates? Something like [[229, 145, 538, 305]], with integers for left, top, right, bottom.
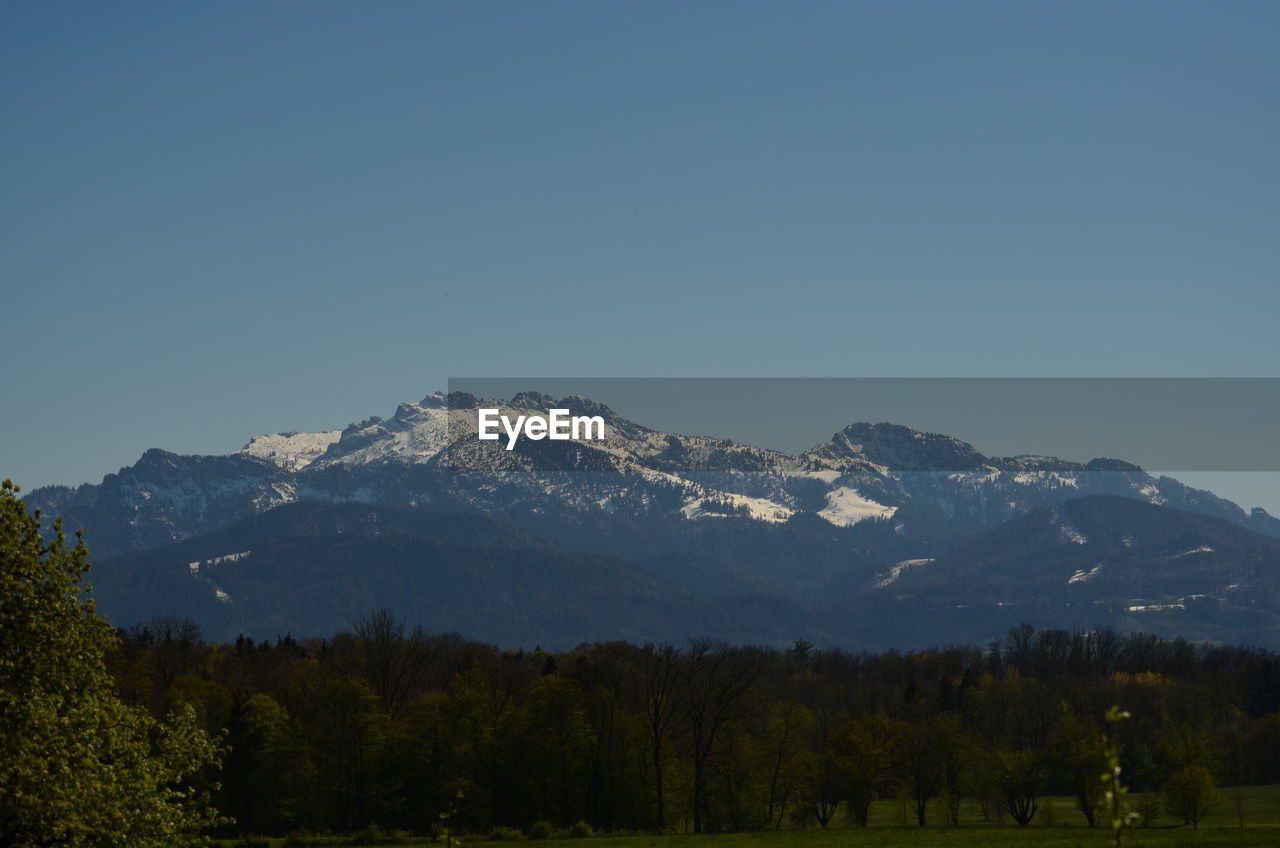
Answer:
[[0, 481, 221, 847]]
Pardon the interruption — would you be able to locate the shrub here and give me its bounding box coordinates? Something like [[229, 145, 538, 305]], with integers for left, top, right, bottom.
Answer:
[[345, 825, 410, 845], [488, 826, 524, 841], [527, 821, 556, 840], [566, 821, 595, 838], [283, 832, 341, 847]]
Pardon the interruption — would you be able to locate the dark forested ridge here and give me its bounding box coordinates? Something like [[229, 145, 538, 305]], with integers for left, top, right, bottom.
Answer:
[[90, 496, 1280, 650], [89, 502, 823, 647], [111, 615, 1280, 838]]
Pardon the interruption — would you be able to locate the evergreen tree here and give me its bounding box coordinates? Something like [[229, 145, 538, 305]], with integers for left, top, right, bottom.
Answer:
[[0, 481, 221, 847]]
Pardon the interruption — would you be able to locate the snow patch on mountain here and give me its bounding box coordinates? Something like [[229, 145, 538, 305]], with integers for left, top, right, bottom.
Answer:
[[239, 431, 342, 471], [1136, 483, 1167, 505], [1055, 515, 1088, 545], [875, 558, 934, 588], [681, 493, 794, 523], [1068, 564, 1102, 584], [818, 487, 897, 527], [1013, 471, 1079, 488], [1127, 600, 1187, 613], [187, 550, 251, 574], [791, 468, 842, 484]]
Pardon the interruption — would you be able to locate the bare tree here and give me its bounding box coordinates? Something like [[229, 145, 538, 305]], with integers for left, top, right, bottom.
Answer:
[[353, 609, 428, 717], [682, 639, 761, 833], [640, 642, 680, 832]]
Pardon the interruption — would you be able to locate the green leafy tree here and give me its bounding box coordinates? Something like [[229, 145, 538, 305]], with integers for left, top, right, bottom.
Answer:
[[931, 714, 973, 827], [0, 480, 222, 846], [834, 715, 905, 828], [223, 693, 314, 835], [1163, 765, 1220, 829], [988, 748, 1043, 826], [1049, 708, 1108, 826], [901, 720, 940, 827], [523, 674, 592, 825]]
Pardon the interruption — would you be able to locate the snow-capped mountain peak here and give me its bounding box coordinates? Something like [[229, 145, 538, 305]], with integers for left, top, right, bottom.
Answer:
[[28, 390, 1280, 558]]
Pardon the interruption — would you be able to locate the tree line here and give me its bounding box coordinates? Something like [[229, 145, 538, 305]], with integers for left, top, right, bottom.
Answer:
[[109, 613, 1280, 838]]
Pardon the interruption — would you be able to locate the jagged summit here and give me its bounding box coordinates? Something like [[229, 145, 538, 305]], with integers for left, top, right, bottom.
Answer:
[[810, 422, 988, 471], [508, 391, 556, 409], [554, 394, 618, 419]]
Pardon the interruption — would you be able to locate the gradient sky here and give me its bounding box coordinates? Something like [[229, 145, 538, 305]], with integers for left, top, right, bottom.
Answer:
[[3, 2, 1278, 509]]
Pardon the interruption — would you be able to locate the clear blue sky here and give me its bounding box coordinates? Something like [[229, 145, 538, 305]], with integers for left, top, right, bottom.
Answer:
[[3, 2, 1278, 509]]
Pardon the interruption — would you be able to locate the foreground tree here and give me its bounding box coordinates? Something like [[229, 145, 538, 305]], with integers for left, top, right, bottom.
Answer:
[[988, 749, 1043, 826], [836, 715, 904, 828], [1049, 709, 1108, 827], [1163, 765, 1220, 829], [0, 481, 221, 847]]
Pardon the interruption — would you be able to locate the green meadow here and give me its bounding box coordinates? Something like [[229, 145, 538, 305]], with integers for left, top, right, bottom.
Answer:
[[221, 786, 1280, 848]]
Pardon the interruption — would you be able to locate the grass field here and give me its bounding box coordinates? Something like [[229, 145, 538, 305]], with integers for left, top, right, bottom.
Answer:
[[222, 786, 1280, 848], [502, 828, 1280, 848]]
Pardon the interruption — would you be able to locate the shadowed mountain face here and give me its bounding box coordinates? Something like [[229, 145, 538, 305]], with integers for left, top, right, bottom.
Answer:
[[842, 495, 1280, 649], [26, 392, 1280, 648], [90, 502, 824, 647]]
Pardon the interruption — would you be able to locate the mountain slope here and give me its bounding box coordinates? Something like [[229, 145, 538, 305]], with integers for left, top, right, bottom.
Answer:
[[842, 495, 1280, 648], [21, 390, 1280, 648], [90, 501, 827, 647]]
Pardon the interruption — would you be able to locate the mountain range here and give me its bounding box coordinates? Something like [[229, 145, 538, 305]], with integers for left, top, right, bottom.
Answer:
[[25, 391, 1280, 649]]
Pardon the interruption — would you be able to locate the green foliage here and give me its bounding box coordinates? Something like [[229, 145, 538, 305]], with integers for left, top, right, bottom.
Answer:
[[987, 749, 1043, 826], [27, 590, 1280, 842], [833, 715, 907, 828], [524, 675, 592, 826], [527, 821, 556, 840], [486, 826, 524, 841], [343, 824, 410, 844], [224, 692, 316, 834], [1163, 765, 1221, 829], [1048, 706, 1108, 827], [1102, 706, 1140, 847], [1135, 792, 1162, 827], [0, 480, 222, 847], [461, 824, 1280, 846], [565, 820, 595, 838]]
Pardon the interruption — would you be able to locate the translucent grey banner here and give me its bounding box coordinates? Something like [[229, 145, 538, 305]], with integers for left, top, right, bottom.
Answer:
[[445, 378, 1280, 472]]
